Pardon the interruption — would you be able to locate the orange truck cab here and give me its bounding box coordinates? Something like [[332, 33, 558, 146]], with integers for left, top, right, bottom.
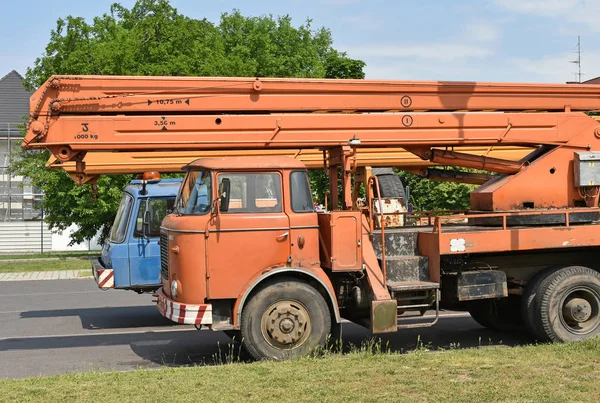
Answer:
[[158, 156, 343, 359]]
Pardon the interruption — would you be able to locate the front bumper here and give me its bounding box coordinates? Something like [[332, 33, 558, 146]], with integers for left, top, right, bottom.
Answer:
[[156, 288, 213, 325], [91, 258, 114, 289]]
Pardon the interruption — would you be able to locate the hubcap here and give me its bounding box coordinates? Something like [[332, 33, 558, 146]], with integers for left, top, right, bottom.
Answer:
[[261, 301, 311, 349], [563, 297, 592, 323], [559, 287, 600, 335]]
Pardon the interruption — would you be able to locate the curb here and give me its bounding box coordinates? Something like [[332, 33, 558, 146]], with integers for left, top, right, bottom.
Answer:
[[0, 270, 93, 282], [0, 256, 98, 265]]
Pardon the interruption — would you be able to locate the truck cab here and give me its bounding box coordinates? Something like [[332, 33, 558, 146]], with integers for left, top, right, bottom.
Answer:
[[92, 174, 182, 292]]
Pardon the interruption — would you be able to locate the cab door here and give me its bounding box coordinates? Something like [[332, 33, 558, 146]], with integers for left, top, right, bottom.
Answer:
[[129, 197, 175, 286], [206, 172, 290, 299]]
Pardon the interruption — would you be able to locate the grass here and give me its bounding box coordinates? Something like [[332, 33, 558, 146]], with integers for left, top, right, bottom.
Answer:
[[1, 338, 600, 402], [78, 270, 92, 278], [0, 259, 90, 273], [0, 251, 99, 260]]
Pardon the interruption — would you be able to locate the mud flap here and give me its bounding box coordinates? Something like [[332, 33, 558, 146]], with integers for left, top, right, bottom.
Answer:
[[371, 299, 398, 333]]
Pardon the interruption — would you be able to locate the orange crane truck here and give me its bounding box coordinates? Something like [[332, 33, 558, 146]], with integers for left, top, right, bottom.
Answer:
[[23, 75, 600, 360]]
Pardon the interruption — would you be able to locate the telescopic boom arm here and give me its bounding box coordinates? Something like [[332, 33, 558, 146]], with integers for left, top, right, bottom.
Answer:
[[23, 75, 600, 211]]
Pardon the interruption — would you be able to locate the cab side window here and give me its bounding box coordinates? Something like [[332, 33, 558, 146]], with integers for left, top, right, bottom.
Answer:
[[218, 173, 282, 213], [134, 198, 175, 238], [290, 170, 315, 213]]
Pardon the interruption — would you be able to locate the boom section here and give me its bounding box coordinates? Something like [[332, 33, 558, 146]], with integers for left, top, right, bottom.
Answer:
[[24, 75, 600, 161], [49, 146, 533, 174], [25, 111, 594, 162], [28, 75, 600, 118]]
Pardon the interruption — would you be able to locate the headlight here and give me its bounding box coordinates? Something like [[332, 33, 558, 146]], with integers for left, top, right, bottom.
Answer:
[[171, 280, 178, 298]]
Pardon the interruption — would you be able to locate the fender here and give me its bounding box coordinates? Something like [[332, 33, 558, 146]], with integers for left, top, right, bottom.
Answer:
[[233, 266, 341, 327]]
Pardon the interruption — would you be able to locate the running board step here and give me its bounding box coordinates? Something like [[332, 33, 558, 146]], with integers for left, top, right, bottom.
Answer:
[[381, 255, 429, 283], [387, 280, 440, 292], [396, 288, 440, 330], [372, 229, 419, 257]]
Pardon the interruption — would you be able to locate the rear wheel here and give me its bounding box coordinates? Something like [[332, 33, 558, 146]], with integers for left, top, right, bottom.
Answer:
[[467, 296, 523, 332], [240, 278, 331, 360], [521, 266, 562, 341], [531, 266, 600, 342]]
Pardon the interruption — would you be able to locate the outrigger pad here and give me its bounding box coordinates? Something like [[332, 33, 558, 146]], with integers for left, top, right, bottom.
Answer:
[[371, 299, 398, 333]]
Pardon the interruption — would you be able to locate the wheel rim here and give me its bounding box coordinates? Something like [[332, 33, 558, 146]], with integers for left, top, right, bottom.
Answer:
[[559, 286, 600, 335], [261, 300, 312, 350]]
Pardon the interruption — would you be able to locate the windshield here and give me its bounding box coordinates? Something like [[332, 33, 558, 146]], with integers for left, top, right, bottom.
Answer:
[[109, 193, 134, 243], [175, 169, 212, 215]]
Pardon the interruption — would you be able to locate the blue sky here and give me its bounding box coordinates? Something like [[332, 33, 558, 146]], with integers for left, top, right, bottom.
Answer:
[[1, 0, 598, 83]]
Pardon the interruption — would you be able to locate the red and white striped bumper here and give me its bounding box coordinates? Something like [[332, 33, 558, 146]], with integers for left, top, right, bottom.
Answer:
[[156, 288, 212, 325], [91, 258, 114, 289]]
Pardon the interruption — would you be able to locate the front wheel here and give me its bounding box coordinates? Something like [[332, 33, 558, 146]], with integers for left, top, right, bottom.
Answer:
[[240, 278, 332, 360]]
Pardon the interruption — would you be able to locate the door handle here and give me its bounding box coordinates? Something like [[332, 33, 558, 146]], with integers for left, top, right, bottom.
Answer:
[[276, 232, 289, 240]]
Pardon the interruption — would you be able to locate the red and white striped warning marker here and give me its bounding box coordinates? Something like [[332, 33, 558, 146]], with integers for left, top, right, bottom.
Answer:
[[97, 269, 115, 289], [157, 289, 212, 325]]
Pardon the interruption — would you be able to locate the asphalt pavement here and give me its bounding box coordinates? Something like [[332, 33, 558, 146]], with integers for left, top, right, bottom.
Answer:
[[0, 278, 533, 379]]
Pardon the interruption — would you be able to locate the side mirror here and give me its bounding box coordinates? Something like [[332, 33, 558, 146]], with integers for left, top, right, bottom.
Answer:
[[219, 178, 231, 213], [143, 210, 151, 238]]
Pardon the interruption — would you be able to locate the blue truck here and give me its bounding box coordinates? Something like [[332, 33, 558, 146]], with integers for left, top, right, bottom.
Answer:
[[91, 175, 182, 293]]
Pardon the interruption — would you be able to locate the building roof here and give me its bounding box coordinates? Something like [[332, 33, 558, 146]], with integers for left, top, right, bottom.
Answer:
[[0, 70, 33, 129], [583, 76, 600, 84]]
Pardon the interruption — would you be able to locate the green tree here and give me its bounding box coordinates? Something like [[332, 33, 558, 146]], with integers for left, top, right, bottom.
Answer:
[[11, 0, 365, 245], [397, 168, 480, 211]]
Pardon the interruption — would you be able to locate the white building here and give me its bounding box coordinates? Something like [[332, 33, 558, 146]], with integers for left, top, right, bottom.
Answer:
[[0, 70, 100, 252]]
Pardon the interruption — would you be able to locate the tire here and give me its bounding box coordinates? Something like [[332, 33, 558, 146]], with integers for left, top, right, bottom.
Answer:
[[532, 266, 600, 343], [467, 296, 524, 332], [240, 278, 332, 360], [520, 266, 563, 341], [372, 169, 406, 200], [327, 321, 343, 352], [371, 168, 395, 176]]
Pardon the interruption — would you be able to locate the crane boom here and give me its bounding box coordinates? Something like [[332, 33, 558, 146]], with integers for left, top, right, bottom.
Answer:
[[27, 75, 600, 118], [49, 146, 531, 173], [50, 146, 532, 185], [22, 75, 600, 211]]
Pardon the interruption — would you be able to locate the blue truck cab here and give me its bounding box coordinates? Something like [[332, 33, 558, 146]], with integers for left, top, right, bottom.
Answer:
[[91, 175, 182, 293]]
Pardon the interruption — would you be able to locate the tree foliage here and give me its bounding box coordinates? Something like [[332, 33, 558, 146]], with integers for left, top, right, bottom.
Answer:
[[11, 0, 365, 245], [397, 168, 479, 211], [23, 1, 364, 89], [10, 149, 131, 243]]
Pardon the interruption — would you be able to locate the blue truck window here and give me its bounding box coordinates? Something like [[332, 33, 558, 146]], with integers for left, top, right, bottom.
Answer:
[[134, 198, 175, 238], [109, 193, 133, 243]]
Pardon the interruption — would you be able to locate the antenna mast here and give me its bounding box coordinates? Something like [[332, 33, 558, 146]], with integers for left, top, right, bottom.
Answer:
[[570, 36, 582, 83]]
